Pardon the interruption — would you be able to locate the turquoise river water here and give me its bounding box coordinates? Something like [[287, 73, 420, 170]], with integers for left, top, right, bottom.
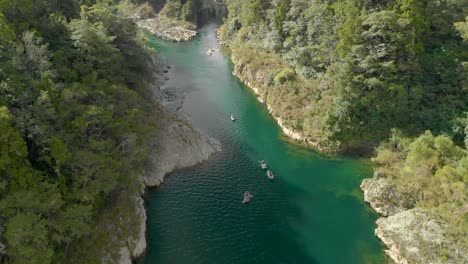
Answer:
[[140, 23, 385, 264]]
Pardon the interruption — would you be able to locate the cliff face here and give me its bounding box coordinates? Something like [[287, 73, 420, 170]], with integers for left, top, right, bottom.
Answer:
[[142, 56, 221, 187], [111, 56, 220, 264], [141, 114, 221, 187]]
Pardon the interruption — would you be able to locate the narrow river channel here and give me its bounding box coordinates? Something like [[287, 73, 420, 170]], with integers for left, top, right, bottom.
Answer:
[[140, 22, 384, 264]]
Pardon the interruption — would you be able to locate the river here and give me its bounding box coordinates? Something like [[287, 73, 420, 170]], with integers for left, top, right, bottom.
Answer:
[[139, 22, 384, 264]]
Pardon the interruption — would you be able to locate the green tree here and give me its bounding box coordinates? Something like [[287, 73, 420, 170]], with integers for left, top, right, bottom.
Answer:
[[394, 0, 429, 54], [0, 107, 35, 193], [182, 0, 195, 22], [160, 0, 182, 18], [4, 213, 53, 264]]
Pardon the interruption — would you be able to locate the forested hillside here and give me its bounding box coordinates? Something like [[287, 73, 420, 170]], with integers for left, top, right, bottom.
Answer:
[[221, 3, 467, 261], [0, 1, 158, 263], [220, 0, 467, 152]]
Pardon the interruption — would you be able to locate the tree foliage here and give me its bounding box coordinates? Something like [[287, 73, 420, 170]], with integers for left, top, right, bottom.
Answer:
[[0, 1, 158, 263]]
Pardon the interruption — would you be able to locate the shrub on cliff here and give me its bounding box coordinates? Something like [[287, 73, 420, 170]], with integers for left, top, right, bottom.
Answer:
[[274, 67, 296, 84]]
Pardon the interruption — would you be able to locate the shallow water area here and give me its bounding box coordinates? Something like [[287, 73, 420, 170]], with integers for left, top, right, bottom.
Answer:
[[140, 22, 384, 264]]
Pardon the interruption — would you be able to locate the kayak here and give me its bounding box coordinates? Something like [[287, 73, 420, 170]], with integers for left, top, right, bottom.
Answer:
[[267, 170, 274, 180]]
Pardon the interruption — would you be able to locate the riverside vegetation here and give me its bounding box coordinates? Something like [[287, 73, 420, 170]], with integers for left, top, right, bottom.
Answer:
[[218, 0, 467, 262]]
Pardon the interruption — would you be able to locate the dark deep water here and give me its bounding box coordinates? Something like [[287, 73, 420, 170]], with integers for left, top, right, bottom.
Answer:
[[140, 23, 384, 264]]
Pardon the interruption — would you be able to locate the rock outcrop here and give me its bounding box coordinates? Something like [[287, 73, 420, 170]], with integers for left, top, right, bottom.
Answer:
[[141, 114, 221, 186], [126, 2, 197, 42], [360, 177, 407, 217], [375, 209, 466, 264], [141, 57, 221, 187], [137, 18, 197, 42], [93, 193, 148, 264], [362, 176, 467, 264]]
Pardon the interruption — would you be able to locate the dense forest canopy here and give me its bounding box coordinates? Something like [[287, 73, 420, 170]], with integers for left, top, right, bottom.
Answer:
[[0, 0, 158, 263], [221, 0, 467, 152]]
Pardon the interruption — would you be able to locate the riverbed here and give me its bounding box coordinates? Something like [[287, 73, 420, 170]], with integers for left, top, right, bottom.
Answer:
[[139, 22, 384, 264]]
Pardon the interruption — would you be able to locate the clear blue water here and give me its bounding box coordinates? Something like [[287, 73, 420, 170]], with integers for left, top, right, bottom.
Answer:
[[140, 23, 384, 264]]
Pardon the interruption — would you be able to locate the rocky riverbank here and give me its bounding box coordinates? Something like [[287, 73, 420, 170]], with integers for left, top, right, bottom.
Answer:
[[215, 28, 318, 151], [141, 58, 222, 188], [105, 55, 220, 264], [137, 17, 197, 42], [124, 2, 197, 42], [361, 176, 467, 264], [230, 54, 331, 154]]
